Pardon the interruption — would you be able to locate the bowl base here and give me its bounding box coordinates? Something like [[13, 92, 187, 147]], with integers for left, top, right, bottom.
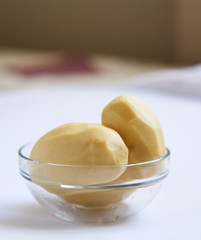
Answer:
[[25, 177, 164, 223], [52, 201, 129, 223]]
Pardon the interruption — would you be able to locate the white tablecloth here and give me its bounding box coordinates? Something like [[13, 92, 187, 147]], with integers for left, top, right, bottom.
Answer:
[[0, 86, 201, 239]]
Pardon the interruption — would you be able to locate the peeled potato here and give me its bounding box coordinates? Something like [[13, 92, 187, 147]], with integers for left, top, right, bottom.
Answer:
[[29, 123, 128, 200], [102, 95, 166, 179]]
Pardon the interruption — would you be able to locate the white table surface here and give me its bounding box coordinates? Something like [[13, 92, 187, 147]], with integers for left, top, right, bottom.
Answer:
[[0, 86, 201, 240]]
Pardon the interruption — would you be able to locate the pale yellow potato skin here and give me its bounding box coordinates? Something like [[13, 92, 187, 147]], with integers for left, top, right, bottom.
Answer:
[[29, 123, 131, 207], [102, 95, 166, 179], [102, 95, 166, 163], [30, 123, 128, 166], [29, 123, 128, 185]]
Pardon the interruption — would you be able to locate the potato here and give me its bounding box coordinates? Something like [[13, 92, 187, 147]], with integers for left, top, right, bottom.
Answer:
[[28, 123, 129, 200], [102, 95, 166, 179]]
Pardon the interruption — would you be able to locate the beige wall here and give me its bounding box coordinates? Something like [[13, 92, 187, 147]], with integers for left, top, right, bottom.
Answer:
[[175, 0, 201, 63], [0, 0, 200, 63]]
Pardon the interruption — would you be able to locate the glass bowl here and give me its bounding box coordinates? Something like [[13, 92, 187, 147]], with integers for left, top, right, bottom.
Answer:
[[18, 143, 170, 223]]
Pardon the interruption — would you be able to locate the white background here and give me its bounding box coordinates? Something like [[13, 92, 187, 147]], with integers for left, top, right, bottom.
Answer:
[[0, 86, 201, 239]]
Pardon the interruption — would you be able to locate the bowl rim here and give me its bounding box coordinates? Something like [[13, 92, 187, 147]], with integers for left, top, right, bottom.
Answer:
[[18, 142, 170, 168]]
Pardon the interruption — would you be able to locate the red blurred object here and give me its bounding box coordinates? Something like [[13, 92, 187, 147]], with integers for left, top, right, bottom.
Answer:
[[8, 57, 98, 77]]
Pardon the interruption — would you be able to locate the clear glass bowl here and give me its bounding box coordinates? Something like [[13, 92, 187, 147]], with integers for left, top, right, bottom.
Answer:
[[18, 143, 170, 223]]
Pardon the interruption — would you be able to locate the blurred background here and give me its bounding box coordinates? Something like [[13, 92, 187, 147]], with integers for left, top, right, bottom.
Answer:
[[0, 0, 201, 94]]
